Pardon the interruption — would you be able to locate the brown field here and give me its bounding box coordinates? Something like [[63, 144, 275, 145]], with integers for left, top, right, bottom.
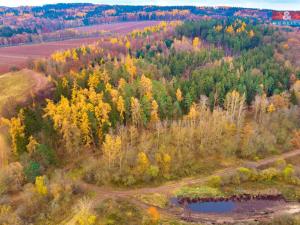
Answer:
[[0, 21, 160, 74], [73, 20, 160, 33]]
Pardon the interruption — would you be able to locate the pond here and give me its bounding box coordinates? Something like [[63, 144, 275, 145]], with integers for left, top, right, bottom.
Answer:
[[172, 198, 286, 214], [187, 201, 235, 213]]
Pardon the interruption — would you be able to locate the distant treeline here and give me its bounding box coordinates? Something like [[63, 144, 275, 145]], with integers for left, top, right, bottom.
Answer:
[[0, 4, 271, 46]]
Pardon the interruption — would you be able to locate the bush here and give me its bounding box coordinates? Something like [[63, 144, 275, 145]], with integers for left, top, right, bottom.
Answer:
[[121, 175, 136, 186], [258, 168, 280, 182], [33, 144, 57, 167], [146, 165, 159, 180], [282, 164, 295, 182], [24, 161, 41, 182], [207, 175, 221, 188], [237, 167, 255, 182]]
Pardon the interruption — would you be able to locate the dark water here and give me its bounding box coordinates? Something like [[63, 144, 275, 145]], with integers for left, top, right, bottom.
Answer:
[[172, 198, 285, 214], [187, 201, 235, 213]]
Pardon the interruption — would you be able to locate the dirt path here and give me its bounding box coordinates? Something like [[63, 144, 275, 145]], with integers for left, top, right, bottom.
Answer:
[[77, 149, 300, 208], [29, 69, 51, 93]]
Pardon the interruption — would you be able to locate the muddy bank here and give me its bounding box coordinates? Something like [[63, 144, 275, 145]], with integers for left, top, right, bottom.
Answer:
[[176, 193, 284, 205]]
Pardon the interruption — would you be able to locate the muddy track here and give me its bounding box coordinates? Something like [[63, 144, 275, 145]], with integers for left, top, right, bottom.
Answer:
[[77, 149, 300, 209]]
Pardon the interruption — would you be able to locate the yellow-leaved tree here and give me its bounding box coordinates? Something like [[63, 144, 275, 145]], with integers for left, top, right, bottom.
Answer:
[[1, 111, 25, 156], [131, 97, 142, 126], [87, 71, 100, 89], [125, 55, 137, 83], [267, 103, 276, 113], [226, 25, 234, 34], [192, 37, 201, 49], [118, 78, 127, 91], [44, 97, 81, 154], [214, 25, 223, 32], [103, 134, 122, 169], [116, 96, 125, 120], [136, 152, 150, 175], [155, 152, 171, 177], [140, 74, 153, 100], [249, 30, 255, 38], [79, 111, 93, 146], [35, 176, 48, 196], [186, 103, 199, 126], [176, 88, 183, 102], [125, 40, 131, 50], [150, 100, 160, 123], [72, 49, 79, 61], [26, 136, 38, 156]]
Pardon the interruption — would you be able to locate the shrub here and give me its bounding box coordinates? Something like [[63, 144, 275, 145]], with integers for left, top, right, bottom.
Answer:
[[33, 144, 57, 167], [237, 167, 254, 182], [121, 175, 136, 186], [35, 176, 48, 196], [258, 168, 280, 182], [207, 175, 221, 188], [282, 164, 295, 182], [24, 161, 41, 182], [146, 165, 159, 180], [148, 207, 160, 223]]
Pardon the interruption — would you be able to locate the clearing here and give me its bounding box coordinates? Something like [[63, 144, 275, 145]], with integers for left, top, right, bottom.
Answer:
[[0, 69, 49, 113], [0, 69, 50, 167]]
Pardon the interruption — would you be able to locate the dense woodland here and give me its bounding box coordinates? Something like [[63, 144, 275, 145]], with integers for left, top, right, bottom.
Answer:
[[0, 18, 300, 224], [0, 4, 271, 46]]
